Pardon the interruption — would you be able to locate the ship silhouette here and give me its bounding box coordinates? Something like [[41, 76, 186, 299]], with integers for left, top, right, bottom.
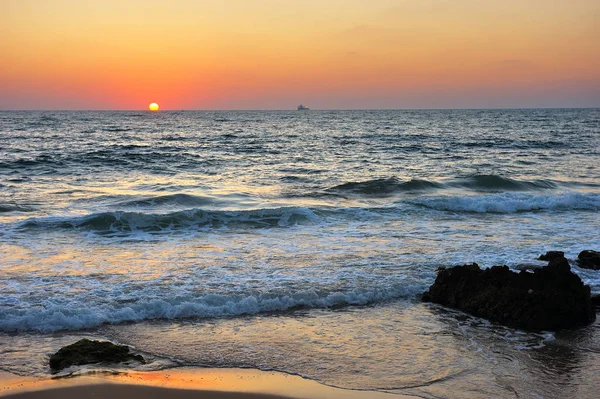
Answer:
[[297, 104, 310, 111]]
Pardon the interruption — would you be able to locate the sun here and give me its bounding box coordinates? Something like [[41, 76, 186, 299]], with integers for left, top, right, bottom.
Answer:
[[148, 102, 159, 111]]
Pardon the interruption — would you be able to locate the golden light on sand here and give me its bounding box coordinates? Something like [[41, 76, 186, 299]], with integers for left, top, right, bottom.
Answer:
[[148, 103, 159, 111]]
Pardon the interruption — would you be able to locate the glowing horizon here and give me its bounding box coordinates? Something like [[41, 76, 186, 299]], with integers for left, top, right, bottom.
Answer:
[[2, 0, 599, 110]]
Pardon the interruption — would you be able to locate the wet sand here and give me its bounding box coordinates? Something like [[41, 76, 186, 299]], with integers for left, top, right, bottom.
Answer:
[[3, 385, 287, 399], [0, 368, 412, 399]]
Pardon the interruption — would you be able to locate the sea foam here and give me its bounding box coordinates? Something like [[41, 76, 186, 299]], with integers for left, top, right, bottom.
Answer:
[[0, 285, 422, 332], [408, 192, 600, 213]]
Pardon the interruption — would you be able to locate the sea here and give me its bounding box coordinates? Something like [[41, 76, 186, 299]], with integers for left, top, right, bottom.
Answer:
[[1, 109, 599, 398]]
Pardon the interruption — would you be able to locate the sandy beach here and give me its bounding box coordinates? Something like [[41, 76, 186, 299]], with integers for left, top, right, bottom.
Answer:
[[1, 368, 412, 399]]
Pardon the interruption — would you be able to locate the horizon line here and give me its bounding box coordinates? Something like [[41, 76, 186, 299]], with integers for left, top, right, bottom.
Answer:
[[1, 106, 599, 112]]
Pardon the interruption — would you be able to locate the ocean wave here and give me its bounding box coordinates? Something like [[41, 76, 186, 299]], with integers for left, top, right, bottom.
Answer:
[[322, 175, 562, 197], [114, 193, 215, 208], [102, 126, 133, 132], [0, 149, 206, 170], [327, 177, 441, 195], [0, 286, 421, 332], [408, 192, 600, 213], [16, 207, 322, 233], [8, 191, 599, 234], [449, 175, 557, 191], [0, 204, 36, 213], [0, 156, 63, 169]]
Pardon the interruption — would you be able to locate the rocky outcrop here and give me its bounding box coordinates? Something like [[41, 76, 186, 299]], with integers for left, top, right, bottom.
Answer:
[[49, 339, 145, 371], [577, 250, 600, 270], [537, 251, 564, 261], [422, 256, 595, 331]]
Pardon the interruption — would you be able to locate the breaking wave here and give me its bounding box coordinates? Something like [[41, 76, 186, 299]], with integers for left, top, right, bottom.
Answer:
[[16, 207, 322, 233], [7, 191, 600, 236], [0, 285, 422, 332], [408, 192, 600, 213]]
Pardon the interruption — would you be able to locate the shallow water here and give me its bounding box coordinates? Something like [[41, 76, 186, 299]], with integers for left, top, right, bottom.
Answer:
[[1, 109, 599, 398]]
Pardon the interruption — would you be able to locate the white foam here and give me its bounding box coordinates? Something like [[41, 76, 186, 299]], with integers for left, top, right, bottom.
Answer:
[[408, 192, 600, 213], [0, 285, 424, 333]]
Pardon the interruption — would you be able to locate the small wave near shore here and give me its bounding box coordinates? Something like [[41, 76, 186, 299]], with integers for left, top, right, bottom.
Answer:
[[0, 285, 423, 333]]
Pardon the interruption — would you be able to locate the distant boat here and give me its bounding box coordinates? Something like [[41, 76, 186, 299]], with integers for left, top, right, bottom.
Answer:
[[297, 104, 310, 111]]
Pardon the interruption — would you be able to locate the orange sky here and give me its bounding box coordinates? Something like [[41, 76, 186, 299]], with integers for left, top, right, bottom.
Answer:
[[2, 0, 599, 109]]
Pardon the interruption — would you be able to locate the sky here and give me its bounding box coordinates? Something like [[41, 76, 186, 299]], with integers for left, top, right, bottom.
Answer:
[[2, 0, 599, 110]]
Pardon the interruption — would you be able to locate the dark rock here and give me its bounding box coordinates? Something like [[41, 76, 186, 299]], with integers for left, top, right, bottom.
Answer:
[[49, 339, 145, 371], [592, 294, 600, 310], [513, 263, 544, 272], [577, 250, 600, 270], [537, 251, 564, 261], [422, 257, 595, 331]]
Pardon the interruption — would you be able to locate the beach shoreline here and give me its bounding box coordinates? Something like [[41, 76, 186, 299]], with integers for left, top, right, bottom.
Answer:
[[0, 367, 414, 399]]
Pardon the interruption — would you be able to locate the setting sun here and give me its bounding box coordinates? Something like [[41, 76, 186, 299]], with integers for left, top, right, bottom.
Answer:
[[148, 103, 159, 111]]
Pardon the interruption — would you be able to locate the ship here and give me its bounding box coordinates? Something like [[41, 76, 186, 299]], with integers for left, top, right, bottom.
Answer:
[[297, 104, 310, 111]]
